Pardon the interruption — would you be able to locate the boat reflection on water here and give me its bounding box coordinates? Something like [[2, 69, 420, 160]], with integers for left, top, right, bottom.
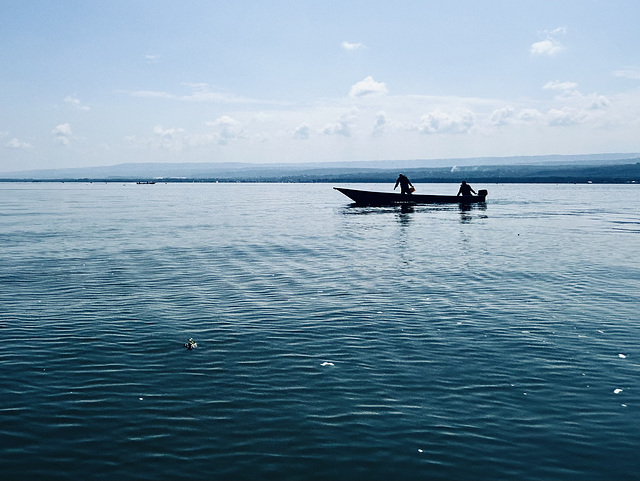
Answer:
[[340, 202, 485, 216], [339, 201, 488, 227], [459, 202, 487, 224]]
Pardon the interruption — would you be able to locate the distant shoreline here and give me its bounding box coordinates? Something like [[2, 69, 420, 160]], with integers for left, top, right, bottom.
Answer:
[[1, 161, 639, 184], [1, 156, 639, 184]]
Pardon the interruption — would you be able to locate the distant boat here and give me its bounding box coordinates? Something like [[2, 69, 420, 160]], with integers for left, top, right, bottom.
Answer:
[[334, 187, 487, 205], [136, 181, 156, 184]]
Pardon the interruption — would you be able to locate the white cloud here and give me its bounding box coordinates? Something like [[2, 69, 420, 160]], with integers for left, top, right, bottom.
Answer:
[[145, 54, 161, 63], [546, 107, 586, 126], [372, 112, 387, 137], [52, 123, 73, 146], [152, 125, 186, 149], [322, 111, 357, 137], [64, 95, 90, 111], [531, 27, 566, 56], [342, 41, 364, 51], [126, 83, 259, 104], [349, 76, 388, 98], [153, 125, 184, 137], [129, 90, 175, 99], [613, 66, 640, 80], [418, 110, 475, 134], [207, 115, 244, 144], [531, 39, 563, 56], [517, 109, 543, 122], [5, 137, 33, 149], [109, 73, 638, 163], [587, 95, 610, 110], [489, 106, 515, 126], [543, 81, 578, 91], [293, 123, 310, 140]]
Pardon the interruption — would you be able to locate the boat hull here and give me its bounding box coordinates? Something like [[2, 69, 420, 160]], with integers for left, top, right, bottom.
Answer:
[[334, 187, 487, 205]]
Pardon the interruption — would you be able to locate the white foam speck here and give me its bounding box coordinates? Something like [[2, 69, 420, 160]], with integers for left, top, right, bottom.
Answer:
[[321, 362, 334, 367], [618, 354, 627, 358], [614, 389, 623, 394], [139, 397, 144, 400], [418, 449, 423, 453]]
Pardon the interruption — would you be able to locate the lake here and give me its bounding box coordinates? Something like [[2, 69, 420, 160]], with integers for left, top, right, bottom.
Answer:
[[1, 182, 639, 480]]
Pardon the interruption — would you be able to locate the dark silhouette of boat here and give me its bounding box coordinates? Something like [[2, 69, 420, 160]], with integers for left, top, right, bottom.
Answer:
[[136, 181, 156, 184], [334, 187, 487, 205]]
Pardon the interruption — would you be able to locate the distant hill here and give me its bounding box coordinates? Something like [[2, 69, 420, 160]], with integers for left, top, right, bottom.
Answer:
[[1, 154, 639, 183]]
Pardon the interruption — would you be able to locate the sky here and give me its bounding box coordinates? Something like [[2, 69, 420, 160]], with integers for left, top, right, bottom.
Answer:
[[1, 0, 639, 172]]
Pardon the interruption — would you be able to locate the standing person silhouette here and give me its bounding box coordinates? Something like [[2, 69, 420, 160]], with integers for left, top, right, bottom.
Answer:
[[457, 180, 476, 197], [394, 174, 414, 195]]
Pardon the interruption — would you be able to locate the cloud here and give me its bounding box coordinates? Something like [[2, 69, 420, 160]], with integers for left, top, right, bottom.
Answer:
[[293, 123, 310, 140], [152, 125, 186, 149], [587, 95, 610, 110], [489, 106, 515, 126], [543, 80, 578, 91], [531, 39, 563, 56], [613, 66, 640, 80], [64, 95, 90, 111], [5, 138, 33, 149], [418, 110, 475, 134], [145, 54, 161, 63], [372, 112, 387, 137], [129, 90, 175, 99], [546, 107, 586, 126], [322, 111, 357, 137], [531, 27, 566, 56], [52, 123, 73, 146], [153, 125, 184, 139], [342, 41, 364, 51], [349, 76, 388, 98], [125, 83, 260, 104], [207, 115, 244, 144], [517, 109, 543, 122]]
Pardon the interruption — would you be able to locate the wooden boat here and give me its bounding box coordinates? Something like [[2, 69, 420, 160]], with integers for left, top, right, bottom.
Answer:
[[334, 187, 487, 205]]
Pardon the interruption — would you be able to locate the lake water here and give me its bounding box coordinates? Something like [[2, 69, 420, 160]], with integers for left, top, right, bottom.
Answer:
[[1, 182, 639, 480]]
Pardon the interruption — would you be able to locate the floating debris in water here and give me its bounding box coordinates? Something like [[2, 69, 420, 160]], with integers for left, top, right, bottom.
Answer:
[[184, 338, 197, 350], [614, 389, 623, 394], [618, 354, 627, 358], [321, 362, 334, 367]]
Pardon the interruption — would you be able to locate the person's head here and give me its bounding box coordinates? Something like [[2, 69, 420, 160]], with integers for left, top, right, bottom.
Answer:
[[461, 181, 467, 185]]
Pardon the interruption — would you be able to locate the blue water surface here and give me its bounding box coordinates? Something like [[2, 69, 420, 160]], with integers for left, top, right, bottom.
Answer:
[[1, 182, 639, 480]]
